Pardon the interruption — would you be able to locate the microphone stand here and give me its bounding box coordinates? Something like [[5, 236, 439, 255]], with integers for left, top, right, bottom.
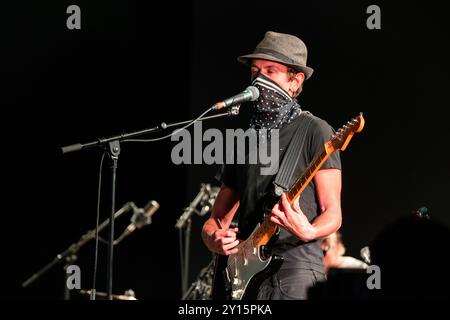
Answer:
[[63, 254, 78, 300], [176, 184, 211, 296], [58, 106, 240, 300], [21, 202, 133, 298]]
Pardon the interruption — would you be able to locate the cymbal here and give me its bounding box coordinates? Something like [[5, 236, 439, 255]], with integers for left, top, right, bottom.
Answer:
[[79, 289, 137, 300]]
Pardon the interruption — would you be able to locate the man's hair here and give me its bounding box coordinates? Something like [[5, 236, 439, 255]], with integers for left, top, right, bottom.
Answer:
[[288, 68, 304, 98]]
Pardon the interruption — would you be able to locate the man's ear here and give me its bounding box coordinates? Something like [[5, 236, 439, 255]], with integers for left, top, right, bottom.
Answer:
[[289, 72, 305, 94]]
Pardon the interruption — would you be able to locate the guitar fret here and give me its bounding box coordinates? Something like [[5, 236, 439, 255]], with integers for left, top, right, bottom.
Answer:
[[287, 150, 328, 202]]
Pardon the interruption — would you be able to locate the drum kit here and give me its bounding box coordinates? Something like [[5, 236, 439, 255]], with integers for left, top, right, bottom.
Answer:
[[181, 257, 215, 300]]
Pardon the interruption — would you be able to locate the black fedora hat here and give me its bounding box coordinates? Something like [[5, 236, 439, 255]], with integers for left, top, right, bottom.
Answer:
[[238, 31, 314, 79]]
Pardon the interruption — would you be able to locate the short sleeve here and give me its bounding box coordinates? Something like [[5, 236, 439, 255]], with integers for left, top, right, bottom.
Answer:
[[307, 118, 342, 171], [215, 164, 239, 191]]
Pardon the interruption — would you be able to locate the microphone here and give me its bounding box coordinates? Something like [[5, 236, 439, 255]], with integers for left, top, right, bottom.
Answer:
[[175, 184, 215, 229], [114, 200, 160, 245], [213, 86, 259, 110], [199, 186, 220, 216]]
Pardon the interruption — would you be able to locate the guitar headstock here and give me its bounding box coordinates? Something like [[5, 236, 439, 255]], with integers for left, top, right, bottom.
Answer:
[[329, 113, 365, 152]]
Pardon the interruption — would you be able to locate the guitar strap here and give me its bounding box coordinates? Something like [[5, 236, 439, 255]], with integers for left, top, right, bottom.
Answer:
[[273, 110, 314, 192], [227, 109, 314, 236]]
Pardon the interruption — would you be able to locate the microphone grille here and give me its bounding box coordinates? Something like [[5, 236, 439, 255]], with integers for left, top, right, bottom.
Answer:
[[246, 86, 260, 101]]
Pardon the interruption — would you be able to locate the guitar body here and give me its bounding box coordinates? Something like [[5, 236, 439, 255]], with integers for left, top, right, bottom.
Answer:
[[211, 224, 284, 300], [240, 255, 284, 300]]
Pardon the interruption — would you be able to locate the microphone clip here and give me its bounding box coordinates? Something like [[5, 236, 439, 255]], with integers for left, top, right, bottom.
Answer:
[[175, 184, 218, 230], [130, 203, 152, 229]]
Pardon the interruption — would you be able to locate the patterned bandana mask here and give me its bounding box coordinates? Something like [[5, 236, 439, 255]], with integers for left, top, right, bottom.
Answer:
[[249, 73, 302, 131]]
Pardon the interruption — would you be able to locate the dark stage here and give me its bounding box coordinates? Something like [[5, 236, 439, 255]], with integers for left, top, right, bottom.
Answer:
[[4, 0, 450, 301]]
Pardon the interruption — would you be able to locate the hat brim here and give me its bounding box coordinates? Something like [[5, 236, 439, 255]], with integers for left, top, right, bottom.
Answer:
[[238, 53, 314, 79]]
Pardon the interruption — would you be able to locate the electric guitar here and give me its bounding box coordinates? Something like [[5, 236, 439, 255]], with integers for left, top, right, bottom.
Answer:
[[211, 113, 365, 300]]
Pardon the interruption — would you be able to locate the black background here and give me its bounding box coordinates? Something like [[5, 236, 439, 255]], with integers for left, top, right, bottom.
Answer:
[[3, 0, 450, 300]]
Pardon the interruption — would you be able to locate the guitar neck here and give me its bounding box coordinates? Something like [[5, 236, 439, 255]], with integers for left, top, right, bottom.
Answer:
[[251, 143, 332, 247], [286, 144, 332, 204]]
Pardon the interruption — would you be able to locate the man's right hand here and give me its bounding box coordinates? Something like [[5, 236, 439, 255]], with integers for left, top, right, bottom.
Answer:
[[210, 227, 240, 255]]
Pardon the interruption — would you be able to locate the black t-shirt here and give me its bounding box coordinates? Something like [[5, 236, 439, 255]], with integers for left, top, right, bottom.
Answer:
[[215, 110, 342, 273]]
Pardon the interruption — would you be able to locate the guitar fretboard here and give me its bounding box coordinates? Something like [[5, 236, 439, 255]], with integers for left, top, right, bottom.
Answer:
[[250, 143, 334, 247], [286, 146, 330, 203]]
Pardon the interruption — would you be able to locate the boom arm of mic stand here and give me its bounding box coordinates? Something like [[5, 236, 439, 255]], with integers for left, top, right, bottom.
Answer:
[[60, 106, 240, 154], [21, 202, 133, 288], [164, 106, 241, 130]]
